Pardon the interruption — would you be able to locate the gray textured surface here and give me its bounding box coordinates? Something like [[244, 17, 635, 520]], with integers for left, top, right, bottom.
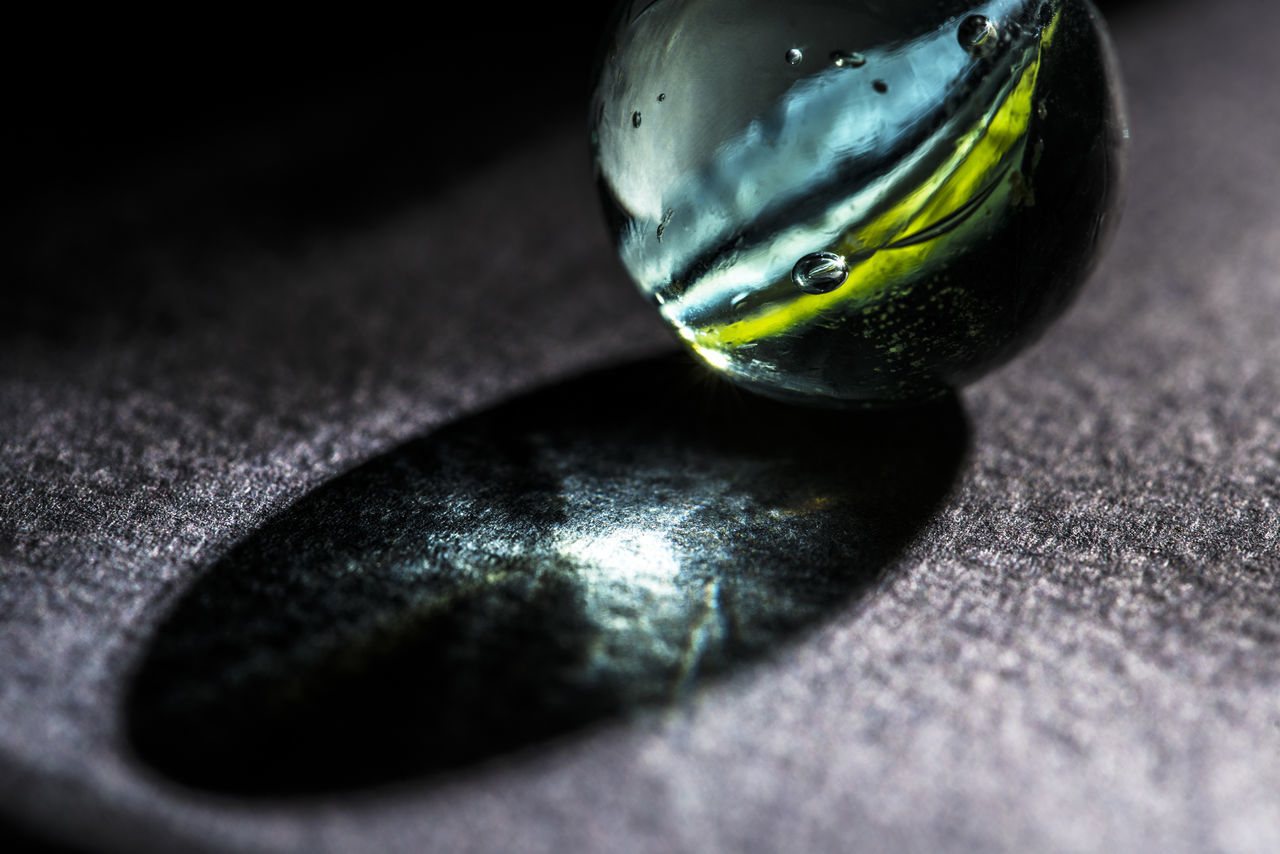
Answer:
[[2, 0, 1279, 851]]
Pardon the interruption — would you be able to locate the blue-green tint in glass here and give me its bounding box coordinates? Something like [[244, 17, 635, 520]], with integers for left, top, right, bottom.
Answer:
[[591, 0, 1127, 406]]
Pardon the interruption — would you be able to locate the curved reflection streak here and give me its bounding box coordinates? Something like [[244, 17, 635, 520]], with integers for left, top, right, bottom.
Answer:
[[600, 0, 1048, 313], [126, 355, 968, 795]]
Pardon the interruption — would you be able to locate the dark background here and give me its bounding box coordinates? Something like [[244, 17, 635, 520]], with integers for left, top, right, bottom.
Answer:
[[7, 10, 616, 224]]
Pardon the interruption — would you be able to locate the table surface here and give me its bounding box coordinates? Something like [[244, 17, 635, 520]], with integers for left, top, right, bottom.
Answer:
[[3, 1, 1279, 851]]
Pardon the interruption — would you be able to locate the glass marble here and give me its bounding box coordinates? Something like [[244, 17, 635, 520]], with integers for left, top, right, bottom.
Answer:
[[590, 0, 1127, 406]]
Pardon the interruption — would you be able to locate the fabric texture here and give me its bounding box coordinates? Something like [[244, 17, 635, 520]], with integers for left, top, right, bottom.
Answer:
[[2, 1, 1278, 851]]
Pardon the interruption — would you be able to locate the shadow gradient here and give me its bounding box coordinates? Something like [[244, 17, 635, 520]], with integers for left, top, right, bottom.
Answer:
[[125, 355, 969, 795]]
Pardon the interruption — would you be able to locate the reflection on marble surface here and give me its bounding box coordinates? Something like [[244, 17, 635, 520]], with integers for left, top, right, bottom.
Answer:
[[126, 355, 967, 794], [592, 0, 1126, 404]]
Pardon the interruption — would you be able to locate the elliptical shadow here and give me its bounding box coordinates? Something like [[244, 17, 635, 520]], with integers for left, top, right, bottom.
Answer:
[[124, 354, 969, 796]]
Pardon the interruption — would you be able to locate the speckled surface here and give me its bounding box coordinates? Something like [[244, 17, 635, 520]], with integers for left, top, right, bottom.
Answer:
[[2, 1, 1278, 851]]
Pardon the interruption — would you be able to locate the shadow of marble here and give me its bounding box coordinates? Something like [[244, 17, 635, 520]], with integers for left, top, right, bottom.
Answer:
[[125, 354, 969, 795]]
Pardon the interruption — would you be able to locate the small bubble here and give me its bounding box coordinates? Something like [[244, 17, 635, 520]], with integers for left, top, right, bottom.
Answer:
[[657, 93, 666, 102], [632, 111, 642, 128], [786, 48, 804, 65], [793, 252, 849, 295], [872, 79, 888, 94], [830, 50, 866, 69], [958, 15, 999, 57]]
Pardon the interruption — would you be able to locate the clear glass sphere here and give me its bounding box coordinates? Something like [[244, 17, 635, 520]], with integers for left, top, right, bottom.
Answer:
[[591, 0, 1127, 406]]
